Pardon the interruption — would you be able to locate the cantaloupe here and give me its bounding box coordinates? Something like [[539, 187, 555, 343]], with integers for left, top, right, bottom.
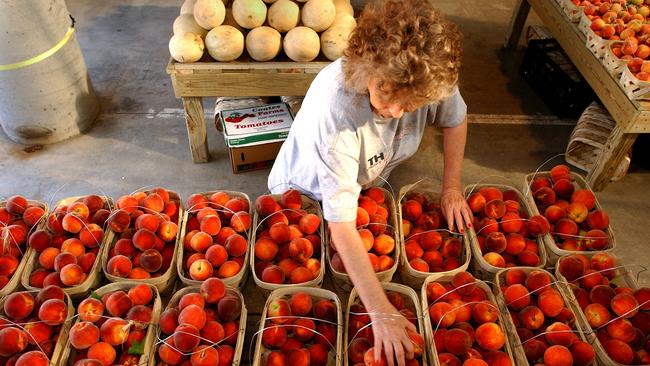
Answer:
[[194, 0, 226, 29], [284, 26, 320, 62], [173, 14, 209, 38], [223, 7, 245, 32], [331, 12, 356, 30], [205, 25, 245, 61], [180, 0, 197, 14], [268, 0, 300, 33], [332, 0, 353, 15], [302, 0, 336, 32], [169, 32, 205, 63], [246, 26, 282, 61], [262, 0, 279, 3], [320, 25, 351, 60], [232, 0, 267, 29]]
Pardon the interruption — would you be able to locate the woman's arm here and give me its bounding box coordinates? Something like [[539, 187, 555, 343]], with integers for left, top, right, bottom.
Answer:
[[329, 221, 415, 366], [440, 116, 473, 233]]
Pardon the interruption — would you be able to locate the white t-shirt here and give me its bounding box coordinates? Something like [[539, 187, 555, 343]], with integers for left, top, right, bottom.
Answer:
[[268, 59, 467, 222]]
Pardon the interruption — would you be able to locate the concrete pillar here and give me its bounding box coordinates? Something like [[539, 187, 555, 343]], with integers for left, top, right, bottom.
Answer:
[[0, 0, 99, 144]]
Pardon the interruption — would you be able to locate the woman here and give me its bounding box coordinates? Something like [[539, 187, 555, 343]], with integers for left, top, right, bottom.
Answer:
[[268, 0, 472, 364]]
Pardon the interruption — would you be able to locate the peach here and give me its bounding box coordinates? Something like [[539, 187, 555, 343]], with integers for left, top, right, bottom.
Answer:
[[278, 189, 302, 210], [584, 229, 608, 250], [159, 308, 179, 334], [27, 229, 51, 253], [143, 193, 164, 213], [504, 284, 530, 310], [553, 178, 575, 200], [504, 233, 526, 256], [526, 215, 550, 236], [545, 205, 566, 224], [634, 287, 650, 311], [78, 298, 104, 323], [218, 294, 242, 322], [5, 195, 28, 215], [106, 255, 132, 278], [356, 207, 370, 228], [485, 231, 507, 253], [534, 187, 556, 207], [584, 302, 612, 329], [545, 322, 577, 347], [173, 323, 200, 352], [199, 277, 225, 304], [444, 328, 472, 356], [543, 345, 573, 366], [289, 266, 313, 283], [218, 260, 241, 278], [158, 338, 183, 364], [289, 292, 313, 317], [525, 270, 551, 292], [298, 213, 320, 235], [441, 237, 462, 258], [158, 221, 178, 242], [189, 258, 213, 281], [311, 299, 336, 322], [262, 325, 287, 349], [501, 212, 523, 233], [586, 209, 609, 230], [589, 285, 615, 307], [38, 247, 59, 270], [477, 217, 499, 236], [220, 233, 245, 258], [60, 263, 84, 286], [430, 302, 456, 328], [603, 339, 634, 364], [70, 321, 100, 349], [505, 268, 527, 286], [419, 231, 442, 251], [484, 199, 506, 219], [579, 269, 604, 289], [289, 238, 314, 263], [569, 341, 595, 366], [269, 222, 291, 244], [108, 209, 131, 233], [365, 187, 385, 203], [126, 305, 152, 328], [371, 234, 395, 255], [132, 229, 156, 251], [571, 189, 596, 210], [538, 289, 565, 317], [230, 211, 251, 232], [35, 285, 65, 305], [22, 206, 45, 227], [255, 195, 278, 216], [611, 293, 639, 318], [179, 292, 205, 310], [467, 192, 486, 213], [483, 252, 505, 268], [402, 199, 422, 221], [15, 351, 49, 366], [199, 215, 221, 236], [530, 177, 552, 194], [363, 347, 387, 366], [206, 244, 228, 267], [3, 292, 34, 320], [105, 291, 132, 317], [558, 255, 584, 281], [190, 344, 219, 366], [139, 248, 162, 273], [591, 253, 616, 279], [61, 238, 85, 257], [134, 213, 159, 232], [178, 303, 206, 330], [518, 306, 545, 330], [550, 164, 571, 182], [262, 265, 285, 284], [358, 197, 378, 217], [475, 322, 505, 351]]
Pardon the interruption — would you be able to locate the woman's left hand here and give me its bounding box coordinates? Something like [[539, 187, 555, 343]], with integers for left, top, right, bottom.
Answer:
[[440, 188, 473, 234]]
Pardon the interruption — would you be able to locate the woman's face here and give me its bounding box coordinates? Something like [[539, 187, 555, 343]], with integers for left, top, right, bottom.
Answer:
[[367, 78, 405, 119]]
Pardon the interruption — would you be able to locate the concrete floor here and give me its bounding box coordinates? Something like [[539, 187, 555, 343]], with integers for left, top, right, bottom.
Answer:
[[0, 0, 649, 363]]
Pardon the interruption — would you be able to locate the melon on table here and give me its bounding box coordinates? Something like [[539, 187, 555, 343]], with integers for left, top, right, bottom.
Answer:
[[263, 0, 279, 3], [223, 7, 245, 31], [302, 0, 336, 32], [246, 26, 282, 61], [331, 12, 356, 30], [180, 0, 197, 14], [232, 0, 267, 29], [268, 0, 300, 33], [173, 14, 209, 38], [205, 25, 245, 61], [284, 26, 320, 62], [193, 0, 226, 29], [169, 32, 205, 63], [321, 25, 352, 61], [333, 0, 353, 16]]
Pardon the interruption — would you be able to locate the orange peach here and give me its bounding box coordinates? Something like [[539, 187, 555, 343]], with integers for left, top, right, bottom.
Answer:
[[255, 195, 278, 216], [571, 189, 596, 210], [558, 255, 584, 281], [262, 265, 285, 284], [484, 199, 506, 219], [545, 205, 566, 224], [525, 270, 551, 292], [373, 234, 395, 255], [224, 233, 247, 257], [545, 322, 577, 348], [518, 306, 545, 330], [467, 192, 486, 214], [189, 259, 213, 281], [38, 298, 67, 325], [504, 284, 530, 310], [553, 178, 575, 200], [534, 187, 556, 207], [603, 339, 634, 364], [611, 293, 639, 318], [538, 289, 565, 317], [230, 211, 250, 232], [483, 252, 505, 268], [584, 303, 611, 328], [543, 345, 573, 366], [526, 215, 550, 236], [60, 263, 84, 286], [106, 255, 132, 278], [475, 322, 505, 351], [402, 200, 422, 221], [69, 321, 100, 349]]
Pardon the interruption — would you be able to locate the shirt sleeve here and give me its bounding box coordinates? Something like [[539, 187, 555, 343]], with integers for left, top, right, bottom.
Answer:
[[427, 86, 467, 127], [316, 131, 362, 223]]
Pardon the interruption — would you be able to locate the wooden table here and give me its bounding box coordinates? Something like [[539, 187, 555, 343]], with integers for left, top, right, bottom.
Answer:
[[505, 0, 650, 191], [166, 58, 329, 163]]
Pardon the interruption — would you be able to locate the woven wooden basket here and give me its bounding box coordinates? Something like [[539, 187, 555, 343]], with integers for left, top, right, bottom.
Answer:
[[396, 181, 471, 289]]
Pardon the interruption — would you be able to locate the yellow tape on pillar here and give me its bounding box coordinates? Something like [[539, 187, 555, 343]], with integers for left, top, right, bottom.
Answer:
[[0, 17, 76, 71]]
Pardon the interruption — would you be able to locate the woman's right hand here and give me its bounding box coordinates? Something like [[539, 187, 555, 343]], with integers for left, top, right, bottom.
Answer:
[[367, 302, 416, 366]]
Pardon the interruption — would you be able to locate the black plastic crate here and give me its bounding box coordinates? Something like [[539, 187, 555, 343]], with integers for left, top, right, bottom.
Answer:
[[520, 39, 597, 119]]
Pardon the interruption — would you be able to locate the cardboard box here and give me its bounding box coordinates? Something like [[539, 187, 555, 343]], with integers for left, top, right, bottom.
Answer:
[[217, 102, 293, 173]]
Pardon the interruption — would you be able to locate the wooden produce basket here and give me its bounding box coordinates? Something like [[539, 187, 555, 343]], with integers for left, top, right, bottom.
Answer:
[[620, 65, 650, 101], [0, 288, 74, 366], [149, 285, 247, 366], [577, 12, 591, 36], [566, 102, 617, 173], [554, 252, 643, 366], [493, 267, 598, 366], [523, 172, 616, 265], [561, 0, 584, 22], [585, 27, 610, 60], [344, 282, 428, 366], [253, 287, 343, 366], [0, 198, 48, 298], [250, 193, 326, 294], [102, 189, 183, 294], [420, 274, 516, 366], [462, 184, 548, 280], [58, 281, 161, 366], [603, 41, 627, 77], [328, 187, 400, 293], [20, 195, 114, 300], [396, 181, 471, 289], [176, 190, 251, 290]]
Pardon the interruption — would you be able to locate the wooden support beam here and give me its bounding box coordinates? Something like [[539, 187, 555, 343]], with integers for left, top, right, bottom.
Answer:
[[182, 97, 209, 163]]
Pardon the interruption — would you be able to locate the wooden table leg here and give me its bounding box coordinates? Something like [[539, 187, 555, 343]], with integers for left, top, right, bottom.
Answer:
[[182, 97, 209, 163], [504, 0, 531, 49], [587, 124, 637, 191]]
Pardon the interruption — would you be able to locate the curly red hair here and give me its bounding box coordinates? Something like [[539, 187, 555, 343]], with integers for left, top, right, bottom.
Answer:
[[342, 0, 462, 109]]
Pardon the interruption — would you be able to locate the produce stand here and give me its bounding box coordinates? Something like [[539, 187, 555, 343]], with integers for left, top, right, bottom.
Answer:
[[166, 57, 329, 163], [505, 0, 650, 191]]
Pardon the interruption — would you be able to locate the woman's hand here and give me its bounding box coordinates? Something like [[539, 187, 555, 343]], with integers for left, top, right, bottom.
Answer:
[[440, 187, 473, 234], [367, 302, 416, 366]]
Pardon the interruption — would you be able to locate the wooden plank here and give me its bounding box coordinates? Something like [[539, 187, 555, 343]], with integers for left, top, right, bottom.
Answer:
[[528, 0, 650, 133], [587, 125, 638, 191], [173, 72, 318, 96], [182, 97, 210, 163], [167, 57, 329, 73], [504, 0, 531, 49]]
